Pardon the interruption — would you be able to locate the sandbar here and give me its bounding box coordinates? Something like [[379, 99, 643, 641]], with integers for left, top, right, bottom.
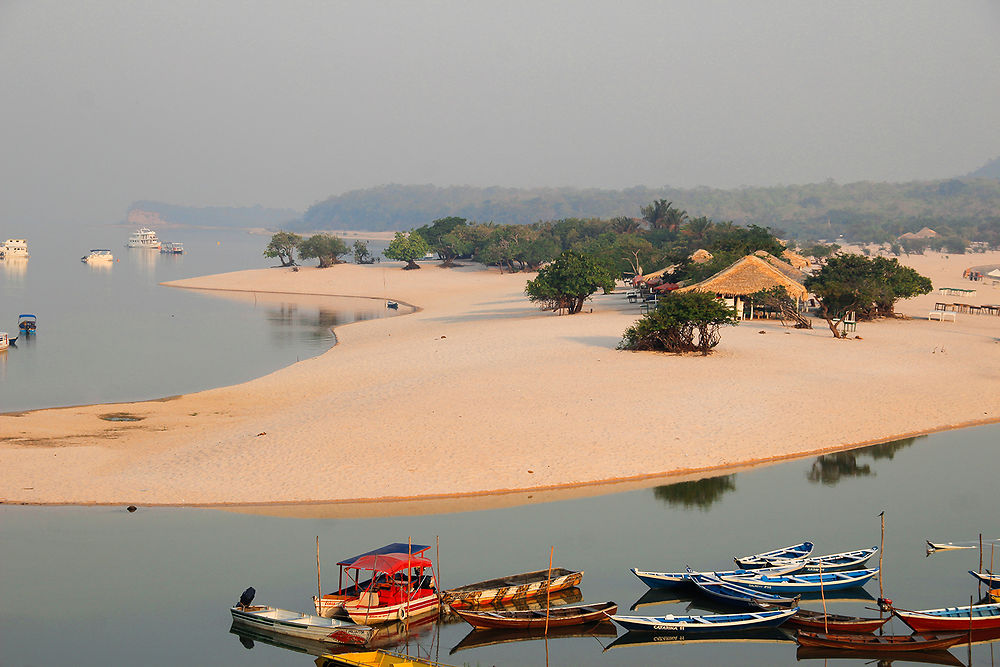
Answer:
[[1, 251, 999, 511]]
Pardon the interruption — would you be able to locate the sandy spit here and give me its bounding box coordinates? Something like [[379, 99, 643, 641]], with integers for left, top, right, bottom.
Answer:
[[1, 252, 999, 510]]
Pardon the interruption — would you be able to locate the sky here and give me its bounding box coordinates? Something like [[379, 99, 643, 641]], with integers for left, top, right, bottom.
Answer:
[[2, 0, 999, 225]]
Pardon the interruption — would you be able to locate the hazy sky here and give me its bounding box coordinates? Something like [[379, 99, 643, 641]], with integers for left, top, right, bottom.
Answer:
[[2, 0, 999, 224]]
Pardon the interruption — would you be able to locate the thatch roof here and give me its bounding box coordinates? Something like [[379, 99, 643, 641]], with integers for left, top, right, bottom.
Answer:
[[898, 227, 939, 241], [753, 250, 808, 282], [635, 265, 676, 283], [690, 248, 713, 264], [781, 249, 810, 269], [676, 254, 809, 300]]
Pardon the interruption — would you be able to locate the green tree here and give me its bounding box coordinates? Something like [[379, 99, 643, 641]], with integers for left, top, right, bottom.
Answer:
[[383, 231, 431, 269], [412, 216, 468, 267], [263, 230, 302, 267], [524, 250, 615, 314], [641, 199, 687, 231], [618, 291, 739, 355], [352, 239, 374, 264], [298, 233, 349, 268]]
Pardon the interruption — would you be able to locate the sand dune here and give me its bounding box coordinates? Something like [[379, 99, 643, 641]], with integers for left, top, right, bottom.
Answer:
[[1, 251, 998, 511]]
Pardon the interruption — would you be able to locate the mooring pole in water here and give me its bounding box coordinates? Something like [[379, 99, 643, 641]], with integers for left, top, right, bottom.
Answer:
[[545, 546, 554, 635], [878, 511, 885, 602], [820, 561, 828, 634], [316, 536, 322, 614]]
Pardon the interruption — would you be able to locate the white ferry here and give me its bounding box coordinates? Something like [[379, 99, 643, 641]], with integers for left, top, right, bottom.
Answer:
[[126, 227, 161, 249], [0, 239, 29, 258], [82, 249, 115, 263]]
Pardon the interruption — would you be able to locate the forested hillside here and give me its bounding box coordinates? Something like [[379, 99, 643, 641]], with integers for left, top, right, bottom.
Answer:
[[296, 177, 1000, 243]]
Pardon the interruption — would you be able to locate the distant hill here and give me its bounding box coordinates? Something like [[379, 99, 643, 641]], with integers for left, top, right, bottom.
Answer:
[[127, 201, 300, 229], [295, 180, 1000, 240], [967, 156, 1000, 179]]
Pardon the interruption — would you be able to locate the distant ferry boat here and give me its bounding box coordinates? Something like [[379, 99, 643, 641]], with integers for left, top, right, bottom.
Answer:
[[159, 241, 184, 254], [126, 227, 161, 249], [82, 249, 115, 263], [0, 239, 29, 258]]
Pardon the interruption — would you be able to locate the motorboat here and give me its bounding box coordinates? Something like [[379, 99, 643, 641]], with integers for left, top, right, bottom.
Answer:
[[82, 249, 115, 263], [0, 239, 29, 258], [160, 241, 184, 254], [0, 332, 15, 350], [126, 227, 161, 249], [17, 314, 36, 334], [231, 587, 373, 646]]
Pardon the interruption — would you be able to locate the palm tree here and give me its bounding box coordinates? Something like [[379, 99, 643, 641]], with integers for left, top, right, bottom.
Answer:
[[610, 216, 641, 234], [641, 199, 688, 232]]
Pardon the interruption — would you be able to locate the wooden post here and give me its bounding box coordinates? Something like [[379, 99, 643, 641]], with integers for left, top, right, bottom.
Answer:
[[878, 511, 885, 602], [981, 533, 985, 598], [316, 536, 322, 615], [544, 546, 554, 635], [436, 535, 441, 595], [405, 537, 412, 628], [820, 562, 828, 634]]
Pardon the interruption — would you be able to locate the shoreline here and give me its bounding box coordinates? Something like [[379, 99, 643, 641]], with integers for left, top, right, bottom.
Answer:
[[2, 252, 1000, 513]]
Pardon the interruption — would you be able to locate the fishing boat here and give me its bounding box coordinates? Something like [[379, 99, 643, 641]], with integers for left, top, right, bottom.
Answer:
[[17, 314, 36, 334], [441, 567, 583, 609], [159, 241, 184, 254], [82, 249, 114, 263], [314, 543, 435, 619], [734, 541, 814, 568], [970, 570, 1000, 587], [721, 567, 879, 594], [786, 608, 889, 633], [315, 545, 440, 625], [0, 239, 29, 258], [608, 607, 798, 634], [323, 650, 455, 667], [795, 630, 965, 652], [453, 600, 617, 630], [765, 546, 878, 572], [631, 562, 803, 590], [687, 571, 799, 610], [230, 588, 373, 646], [894, 601, 1000, 631], [126, 227, 161, 249]]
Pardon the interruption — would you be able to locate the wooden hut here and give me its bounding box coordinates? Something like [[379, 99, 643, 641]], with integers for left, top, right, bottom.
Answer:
[[676, 254, 809, 319]]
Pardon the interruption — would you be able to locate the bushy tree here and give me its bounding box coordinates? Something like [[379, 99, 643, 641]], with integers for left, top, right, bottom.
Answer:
[[524, 250, 615, 314], [298, 233, 349, 268], [618, 291, 739, 355], [352, 239, 374, 264], [412, 216, 468, 267], [383, 231, 431, 269], [263, 230, 302, 267]]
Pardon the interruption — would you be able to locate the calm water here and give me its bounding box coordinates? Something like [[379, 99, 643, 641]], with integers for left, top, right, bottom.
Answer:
[[2, 424, 999, 666], [0, 222, 394, 412]]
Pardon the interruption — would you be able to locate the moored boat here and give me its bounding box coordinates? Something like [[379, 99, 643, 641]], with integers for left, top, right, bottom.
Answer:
[[230, 588, 373, 646], [126, 227, 161, 249], [0, 331, 13, 350], [442, 567, 583, 609], [766, 546, 878, 572], [314, 543, 433, 618], [17, 314, 36, 334], [0, 239, 29, 258], [82, 249, 114, 263], [721, 567, 879, 594], [894, 601, 1000, 632], [735, 541, 814, 569], [786, 608, 889, 633], [795, 630, 965, 652], [631, 562, 803, 590], [687, 571, 799, 610], [454, 600, 617, 630], [970, 570, 1000, 588], [160, 241, 184, 254], [609, 607, 798, 634]]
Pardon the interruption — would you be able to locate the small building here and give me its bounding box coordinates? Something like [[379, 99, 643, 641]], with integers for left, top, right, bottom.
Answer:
[[898, 227, 939, 241], [676, 254, 809, 319]]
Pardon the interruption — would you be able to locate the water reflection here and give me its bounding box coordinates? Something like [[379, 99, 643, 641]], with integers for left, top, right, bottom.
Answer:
[[451, 621, 617, 654], [129, 247, 159, 274], [807, 437, 924, 486], [652, 474, 736, 510], [1, 256, 28, 280]]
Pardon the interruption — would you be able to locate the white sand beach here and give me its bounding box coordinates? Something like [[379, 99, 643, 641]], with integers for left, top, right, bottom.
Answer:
[[1, 251, 999, 509]]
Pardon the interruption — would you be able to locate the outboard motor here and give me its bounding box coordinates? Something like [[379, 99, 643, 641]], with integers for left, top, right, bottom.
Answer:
[[238, 586, 256, 609]]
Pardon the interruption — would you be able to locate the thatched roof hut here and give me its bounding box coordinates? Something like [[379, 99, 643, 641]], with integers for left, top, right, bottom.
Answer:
[[690, 248, 713, 264], [753, 250, 808, 282], [781, 249, 810, 269], [676, 254, 809, 300], [898, 227, 939, 241]]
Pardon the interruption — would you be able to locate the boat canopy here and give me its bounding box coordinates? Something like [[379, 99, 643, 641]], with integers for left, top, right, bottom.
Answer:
[[345, 553, 433, 575], [337, 543, 431, 568], [18, 314, 36, 319]]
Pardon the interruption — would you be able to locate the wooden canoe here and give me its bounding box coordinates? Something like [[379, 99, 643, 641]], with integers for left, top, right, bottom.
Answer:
[[688, 572, 799, 610], [609, 607, 798, 633], [720, 567, 879, 594], [795, 630, 965, 651], [454, 601, 617, 630], [734, 541, 814, 569], [786, 608, 889, 633], [894, 602, 1000, 632], [442, 568, 583, 609], [765, 546, 878, 573]]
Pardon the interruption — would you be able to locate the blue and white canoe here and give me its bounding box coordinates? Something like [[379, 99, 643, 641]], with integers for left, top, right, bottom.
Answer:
[[970, 570, 1000, 587], [609, 607, 798, 634], [687, 571, 799, 610], [631, 562, 803, 590], [734, 541, 814, 569], [720, 568, 879, 594], [765, 547, 878, 573]]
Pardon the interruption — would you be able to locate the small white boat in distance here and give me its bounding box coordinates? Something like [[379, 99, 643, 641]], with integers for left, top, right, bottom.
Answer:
[[160, 241, 184, 254], [0, 239, 29, 258], [231, 587, 373, 646], [126, 227, 160, 249], [0, 331, 14, 350], [82, 249, 115, 263]]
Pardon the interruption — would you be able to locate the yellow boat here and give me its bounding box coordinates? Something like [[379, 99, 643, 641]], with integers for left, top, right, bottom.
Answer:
[[321, 650, 456, 667], [990, 589, 1000, 603]]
